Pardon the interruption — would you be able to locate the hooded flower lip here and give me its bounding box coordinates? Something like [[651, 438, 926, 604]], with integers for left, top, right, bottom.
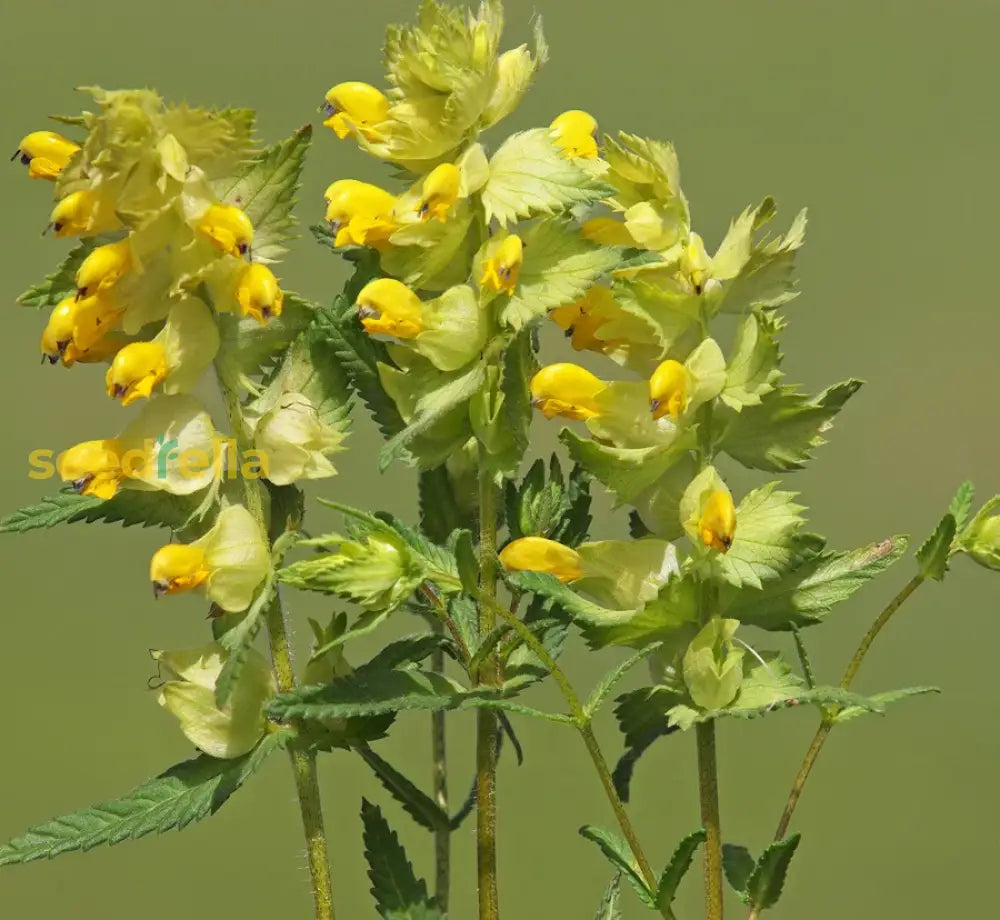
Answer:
[[235, 263, 284, 323], [69, 293, 124, 353], [323, 179, 398, 248], [323, 81, 390, 141], [40, 298, 78, 364], [649, 359, 690, 420], [480, 234, 524, 294], [150, 544, 210, 598], [57, 439, 123, 500], [150, 505, 270, 613], [76, 239, 132, 299], [499, 536, 584, 583], [417, 163, 462, 221], [549, 109, 599, 159], [48, 190, 104, 237], [699, 490, 737, 552], [680, 232, 712, 294], [196, 204, 254, 258], [12, 130, 79, 179], [530, 363, 607, 421], [355, 277, 424, 339], [106, 342, 169, 406]]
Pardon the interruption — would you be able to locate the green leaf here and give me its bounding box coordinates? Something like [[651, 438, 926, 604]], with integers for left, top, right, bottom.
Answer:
[[361, 799, 443, 920], [358, 746, 449, 833], [0, 488, 203, 535], [656, 829, 707, 910], [746, 834, 801, 912], [482, 128, 613, 227], [722, 844, 756, 901], [916, 512, 957, 582], [216, 293, 315, 384], [721, 310, 784, 410], [418, 468, 466, 544], [506, 571, 637, 627], [593, 875, 623, 920], [720, 380, 863, 472], [611, 687, 682, 802], [212, 124, 312, 262], [579, 825, 655, 907], [833, 686, 940, 723], [502, 220, 622, 329], [559, 463, 594, 546], [948, 481, 975, 530], [584, 647, 661, 719], [582, 574, 699, 650], [722, 536, 909, 630], [215, 575, 276, 708], [17, 241, 97, 308], [0, 732, 287, 865]]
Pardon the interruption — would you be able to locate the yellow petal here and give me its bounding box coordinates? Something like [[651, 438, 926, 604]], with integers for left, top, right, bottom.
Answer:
[[530, 363, 606, 421], [499, 537, 584, 583]]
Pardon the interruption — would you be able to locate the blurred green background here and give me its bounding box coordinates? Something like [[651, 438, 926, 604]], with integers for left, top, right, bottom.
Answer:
[[1, 0, 998, 917]]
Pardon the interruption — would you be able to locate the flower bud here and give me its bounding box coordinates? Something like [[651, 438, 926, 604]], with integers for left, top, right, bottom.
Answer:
[[499, 536, 584, 583], [649, 360, 690, 420], [479, 234, 524, 294], [106, 342, 169, 406], [530, 363, 606, 421], [40, 297, 78, 364], [698, 490, 737, 553], [150, 544, 210, 597], [549, 110, 599, 159], [76, 239, 132, 299], [682, 618, 745, 710], [13, 130, 79, 179], [196, 204, 254, 258], [57, 439, 124, 500], [680, 232, 712, 294], [252, 394, 343, 485], [323, 82, 390, 141], [957, 497, 1000, 571], [418, 163, 462, 222], [323, 179, 398, 248], [235, 263, 284, 323], [356, 278, 424, 339]]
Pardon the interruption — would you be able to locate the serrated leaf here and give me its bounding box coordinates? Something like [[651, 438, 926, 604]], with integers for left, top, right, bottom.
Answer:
[[0, 731, 287, 865], [593, 874, 623, 920], [916, 512, 957, 581], [721, 310, 783, 410], [656, 829, 707, 909], [948, 481, 975, 530], [584, 647, 661, 719], [212, 124, 312, 262], [746, 834, 801, 912], [582, 574, 699, 650], [579, 825, 655, 907], [722, 844, 756, 901], [482, 128, 613, 227], [834, 685, 939, 723], [358, 746, 449, 833], [418, 467, 466, 543], [161, 105, 256, 179], [361, 799, 443, 920], [612, 687, 682, 801], [17, 241, 97, 308], [506, 570, 637, 626], [216, 293, 315, 384], [215, 575, 276, 707], [722, 536, 908, 630], [502, 220, 622, 329], [720, 380, 862, 472]]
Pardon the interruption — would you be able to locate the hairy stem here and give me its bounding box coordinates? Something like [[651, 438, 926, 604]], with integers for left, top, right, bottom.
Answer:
[[430, 622, 451, 911], [216, 365, 335, 920], [476, 448, 500, 920], [768, 572, 927, 848], [696, 722, 724, 920]]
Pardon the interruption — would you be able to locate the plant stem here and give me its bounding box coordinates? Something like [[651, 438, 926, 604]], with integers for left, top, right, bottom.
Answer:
[[768, 572, 927, 847], [430, 621, 451, 911], [476, 447, 500, 920], [479, 591, 674, 920], [215, 365, 335, 920], [696, 722, 724, 920]]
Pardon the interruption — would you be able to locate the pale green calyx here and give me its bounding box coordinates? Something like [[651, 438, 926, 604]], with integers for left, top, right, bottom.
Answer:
[[682, 618, 745, 710]]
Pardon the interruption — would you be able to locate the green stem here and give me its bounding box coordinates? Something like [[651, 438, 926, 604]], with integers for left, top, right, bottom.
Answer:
[[215, 365, 335, 920], [430, 621, 451, 911], [479, 591, 674, 920], [476, 447, 500, 920], [696, 722, 724, 920], [768, 573, 927, 846]]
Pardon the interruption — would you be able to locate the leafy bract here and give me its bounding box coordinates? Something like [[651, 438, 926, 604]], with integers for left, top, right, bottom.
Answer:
[[579, 825, 655, 908], [721, 310, 784, 410], [18, 242, 97, 308]]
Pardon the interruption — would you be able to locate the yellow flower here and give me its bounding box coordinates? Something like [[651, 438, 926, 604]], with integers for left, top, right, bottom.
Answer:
[[12, 130, 79, 179], [40, 298, 79, 364], [649, 360, 690, 420], [235, 263, 284, 323], [356, 278, 424, 339], [549, 110, 599, 159], [196, 204, 254, 258], [150, 505, 271, 612], [698, 490, 737, 553], [75, 239, 132, 299], [106, 342, 169, 406], [324, 179, 398, 248], [548, 288, 628, 354], [580, 217, 637, 247], [418, 163, 462, 222], [530, 363, 607, 421], [57, 440, 123, 500], [70, 293, 124, 352], [680, 232, 712, 294], [479, 234, 524, 294], [61, 336, 123, 367], [499, 537, 584, 583], [323, 82, 390, 141], [49, 190, 105, 238]]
